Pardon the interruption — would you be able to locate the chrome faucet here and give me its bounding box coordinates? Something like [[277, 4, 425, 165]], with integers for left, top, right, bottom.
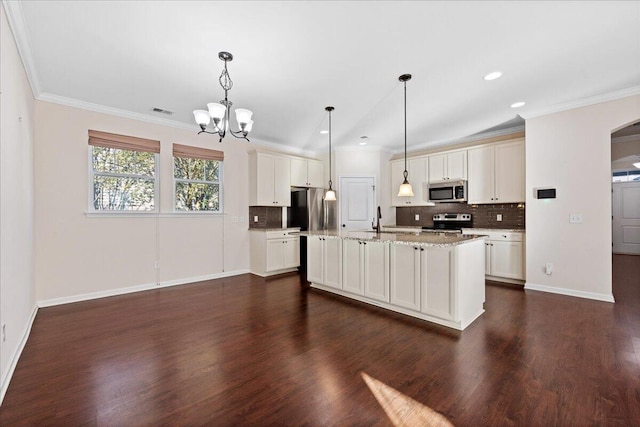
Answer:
[[372, 206, 382, 234]]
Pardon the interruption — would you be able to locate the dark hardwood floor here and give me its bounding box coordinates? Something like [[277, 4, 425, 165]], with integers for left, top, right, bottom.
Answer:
[[1, 255, 639, 426]]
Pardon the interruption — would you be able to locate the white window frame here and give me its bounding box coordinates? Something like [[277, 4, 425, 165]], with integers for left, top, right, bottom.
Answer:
[[88, 146, 160, 213], [172, 156, 224, 214]]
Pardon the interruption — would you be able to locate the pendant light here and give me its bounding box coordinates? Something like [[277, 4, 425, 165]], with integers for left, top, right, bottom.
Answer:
[[397, 74, 414, 197], [324, 106, 337, 201]]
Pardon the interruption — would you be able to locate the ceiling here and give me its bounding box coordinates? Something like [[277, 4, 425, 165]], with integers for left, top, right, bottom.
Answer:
[[5, 1, 640, 154]]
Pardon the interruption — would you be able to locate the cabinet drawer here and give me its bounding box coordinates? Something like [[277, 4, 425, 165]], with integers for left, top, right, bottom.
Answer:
[[485, 231, 523, 242], [266, 230, 297, 239]]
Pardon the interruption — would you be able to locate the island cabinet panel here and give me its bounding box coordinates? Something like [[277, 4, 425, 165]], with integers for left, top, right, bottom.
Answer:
[[422, 247, 455, 321], [307, 236, 343, 289], [343, 239, 365, 295], [307, 236, 324, 284], [390, 244, 421, 311], [363, 241, 389, 303]]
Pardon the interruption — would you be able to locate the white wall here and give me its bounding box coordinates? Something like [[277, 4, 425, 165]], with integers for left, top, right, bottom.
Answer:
[[34, 101, 251, 303], [525, 94, 640, 301], [0, 4, 36, 400], [334, 147, 394, 226]]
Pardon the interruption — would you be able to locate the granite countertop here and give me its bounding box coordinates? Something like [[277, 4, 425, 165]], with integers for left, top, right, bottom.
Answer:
[[380, 225, 423, 229], [462, 228, 525, 233], [301, 230, 486, 247], [249, 227, 301, 232]]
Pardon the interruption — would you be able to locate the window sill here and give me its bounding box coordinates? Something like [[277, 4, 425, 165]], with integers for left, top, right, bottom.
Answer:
[[85, 212, 226, 218]]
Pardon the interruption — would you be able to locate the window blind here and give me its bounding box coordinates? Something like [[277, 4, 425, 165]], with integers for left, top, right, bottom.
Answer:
[[173, 143, 224, 161], [88, 130, 160, 154]]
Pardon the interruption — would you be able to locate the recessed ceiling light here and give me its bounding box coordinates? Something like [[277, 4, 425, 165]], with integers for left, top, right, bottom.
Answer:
[[484, 71, 502, 81], [359, 142, 367, 146], [320, 130, 329, 134], [510, 101, 526, 108]]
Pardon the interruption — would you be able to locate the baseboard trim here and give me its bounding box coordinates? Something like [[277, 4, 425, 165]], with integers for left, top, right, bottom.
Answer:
[[524, 282, 615, 303], [1, 304, 38, 405], [37, 270, 250, 308]]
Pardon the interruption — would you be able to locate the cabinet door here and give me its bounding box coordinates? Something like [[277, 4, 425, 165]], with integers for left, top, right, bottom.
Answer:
[[284, 237, 300, 268], [323, 238, 343, 289], [255, 153, 276, 205], [266, 239, 285, 272], [364, 241, 389, 303], [447, 151, 467, 181], [494, 141, 525, 203], [467, 146, 495, 204], [274, 156, 291, 206], [342, 239, 364, 295], [390, 160, 407, 206], [408, 157, 428, 206], [307, 160, 324, 188], [307, 236, 324, 284], [290, 157, 308, 187], [428, 154, 447, 183], [485, 241, 492, 275], [390, 244, 421, 311], [422, 247, 455, 321], [490, 241, 523, 279]]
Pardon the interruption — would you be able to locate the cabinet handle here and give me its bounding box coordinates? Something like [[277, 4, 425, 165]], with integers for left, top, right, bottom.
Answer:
[[420, 248, 424, 251], [363, 242, 367, 245], [414, 247, 418, 251], [359, 241, 362, 245], [502, 235, 507, 238]]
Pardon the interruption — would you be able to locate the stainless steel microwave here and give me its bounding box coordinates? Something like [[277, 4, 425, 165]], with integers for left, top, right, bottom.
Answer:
[[426, 180, 467, 203]]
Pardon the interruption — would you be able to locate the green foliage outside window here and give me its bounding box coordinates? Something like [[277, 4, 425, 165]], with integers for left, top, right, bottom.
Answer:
[[174, 157, 221, 212], [92, 147, 156, 210]]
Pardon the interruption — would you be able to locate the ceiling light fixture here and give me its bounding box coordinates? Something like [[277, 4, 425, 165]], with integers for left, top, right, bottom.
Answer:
[[397, 74, 414, 197], [324, 106, 336, 201], [511, 101, 526, 108], [484, 71, 502, 81], [634, 162, 640, 169], [193, 51, 253, 142], [359, 142, 367, 146], [320, 130, 329, 134]]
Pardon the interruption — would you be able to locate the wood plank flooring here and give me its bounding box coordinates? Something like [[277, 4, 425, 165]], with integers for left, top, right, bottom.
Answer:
[[1, 255, 639, 426]]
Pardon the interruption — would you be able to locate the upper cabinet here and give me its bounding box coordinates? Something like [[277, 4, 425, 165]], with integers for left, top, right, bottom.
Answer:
[[249, 152, 291, 206], [390, 157, 429, 206], [428, 150, 467, 183], [291, 157, 324, 188], [467, 139, 524, 204]]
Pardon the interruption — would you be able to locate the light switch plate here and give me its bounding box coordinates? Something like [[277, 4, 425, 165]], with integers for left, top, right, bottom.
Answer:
[[415, 214, 419, 221], [254, 216, 259, 223], [569, 213, 583, 224], [497, 214, 502, 221]]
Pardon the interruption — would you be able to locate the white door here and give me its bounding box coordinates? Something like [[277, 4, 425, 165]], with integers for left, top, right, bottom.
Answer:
[[613, 181, 640, 254], [340, 177, 376, 231]]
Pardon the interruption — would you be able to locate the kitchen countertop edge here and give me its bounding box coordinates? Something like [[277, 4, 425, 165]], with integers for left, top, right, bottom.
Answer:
[[301, 230, 486, 247]]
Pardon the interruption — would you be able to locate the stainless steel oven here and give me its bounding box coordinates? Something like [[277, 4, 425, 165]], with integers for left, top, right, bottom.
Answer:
[[427, 180, 467, 203]]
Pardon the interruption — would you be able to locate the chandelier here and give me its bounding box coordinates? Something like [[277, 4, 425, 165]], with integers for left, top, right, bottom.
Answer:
[[193, 51, 253, 142]]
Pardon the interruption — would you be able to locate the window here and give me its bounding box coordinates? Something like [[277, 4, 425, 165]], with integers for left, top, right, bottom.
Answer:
[[173, 144, 224, 212], [89, 130, 160, 211], [612, 170, 640, 182]]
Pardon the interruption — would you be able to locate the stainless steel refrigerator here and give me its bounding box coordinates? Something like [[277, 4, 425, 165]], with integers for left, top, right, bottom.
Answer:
[[288, 187, 337, 282]]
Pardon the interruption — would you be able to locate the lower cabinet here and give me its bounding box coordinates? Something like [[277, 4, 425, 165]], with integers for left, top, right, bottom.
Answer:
[[389, 244, 422, 311], [307, 235, 342, 289], [250, 229, 300, 277], [463, 230, 525, 281], [343, 239, 389, 302]]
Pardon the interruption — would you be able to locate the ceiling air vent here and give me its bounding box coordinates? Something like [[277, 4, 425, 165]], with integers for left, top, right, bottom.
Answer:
[[151, 107, 173, 115]]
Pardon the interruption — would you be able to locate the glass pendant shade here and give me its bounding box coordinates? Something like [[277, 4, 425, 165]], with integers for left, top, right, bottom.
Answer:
[[398, 180, 414, 197], [634, 162, 640, 168], [235, 109, 253, 127], [325, 189, 336, 201], [244, 120, 254, 133], [207, 102, 227, 120], [193, 110, 211, 126]]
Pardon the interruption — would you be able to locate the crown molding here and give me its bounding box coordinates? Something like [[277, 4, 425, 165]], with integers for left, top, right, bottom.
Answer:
[[390, 125, 526, 155], [246, 138, 318, 158], [334, 145, 391, 153], [2, 0, 41, 97], [519, 85, 640, 120]]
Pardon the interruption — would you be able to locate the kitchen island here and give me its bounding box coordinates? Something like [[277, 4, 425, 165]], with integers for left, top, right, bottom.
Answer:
[[302, 230, 486, 330]]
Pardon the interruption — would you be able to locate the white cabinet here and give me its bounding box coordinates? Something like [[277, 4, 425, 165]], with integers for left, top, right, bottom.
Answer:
[[307, 235, 342, 289], [291, 157, 324, 188], [390, 157, 429, 206], [343, 239, 389, 301], [428, 150, 467, 183], [422, 247, 455, 321], [389, 243, 422, 311], [250, 229, 300, 277], [467, 140, 524, 204], [249, 152, 291, 206], [463, 230, 525, 281]]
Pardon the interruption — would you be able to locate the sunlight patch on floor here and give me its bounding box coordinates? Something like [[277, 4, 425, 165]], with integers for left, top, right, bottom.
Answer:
[[361, 372, 454, 427]]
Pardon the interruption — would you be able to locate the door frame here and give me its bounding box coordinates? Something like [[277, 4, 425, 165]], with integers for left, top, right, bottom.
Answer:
[[338, 175, 377, 232]]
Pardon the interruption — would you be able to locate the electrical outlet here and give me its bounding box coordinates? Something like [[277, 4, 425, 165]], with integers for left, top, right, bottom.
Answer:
[[154, 261, 159, 270], [254, 216, 259, 223], [545, 262, 553, 275], [497, 214, 503, 221], [415, 214, 419, 221], [569, 213, 583, 224]]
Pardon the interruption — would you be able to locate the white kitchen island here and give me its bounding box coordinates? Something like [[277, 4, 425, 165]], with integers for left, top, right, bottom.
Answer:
[[302, 230, 487, 331]]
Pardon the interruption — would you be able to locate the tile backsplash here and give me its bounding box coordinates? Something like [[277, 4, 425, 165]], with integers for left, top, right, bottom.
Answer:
[[248, 206, 283, 229], [396, 203, 525, 229]]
